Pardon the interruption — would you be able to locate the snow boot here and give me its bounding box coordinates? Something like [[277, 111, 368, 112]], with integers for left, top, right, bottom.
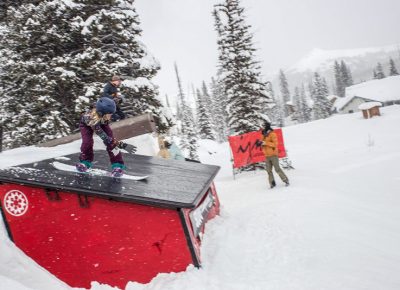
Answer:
[[270, 180, 276, 189], [76, 161, 92, 173], [284, 180, 290, 186], [111, 163, 125, 178]]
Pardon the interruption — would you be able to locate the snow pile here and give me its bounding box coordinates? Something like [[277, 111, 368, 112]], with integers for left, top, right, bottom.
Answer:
[[334, 75, 400, 111], [1, 106, 400, 289], [346, 75, 400, 102]]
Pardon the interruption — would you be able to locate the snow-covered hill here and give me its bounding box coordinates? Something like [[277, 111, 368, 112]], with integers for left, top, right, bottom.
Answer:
[[1, 105, 400, 290], [274, 44, 400, 91]]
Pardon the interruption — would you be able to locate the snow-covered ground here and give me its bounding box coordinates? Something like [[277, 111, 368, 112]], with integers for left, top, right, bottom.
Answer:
[[1, 106, 400, 290]]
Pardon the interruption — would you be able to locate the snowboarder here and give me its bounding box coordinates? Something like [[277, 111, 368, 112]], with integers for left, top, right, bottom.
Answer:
[[76, 97, 129, 177], [260, 122, 289, 188], [102, 75, 126, 121]]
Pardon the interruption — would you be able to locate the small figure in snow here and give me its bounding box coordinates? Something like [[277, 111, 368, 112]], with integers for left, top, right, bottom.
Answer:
[[102, 75, 126, 121], [157, 137, 185, 161], [157, 137, 171, 159], [168, 140, 185, 161], [76, 97, 128, 177], [260, 122, 289, 188]]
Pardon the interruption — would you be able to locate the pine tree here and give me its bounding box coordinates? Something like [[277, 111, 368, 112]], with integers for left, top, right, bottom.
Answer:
[[293, 87, 303, 123], [375, 62, 386, 79], [312, 72, 332, 120], [389, 58, 399, 76], [196, 88, 215, 140], [333, 60, 353, 98], [1, 2, 73, 148], [333, 60, 344, 97], [293, 85, 311, 124], [373, 69, 378, 79], [210, 76, 228, 142], [213, 0, 272, 135], [340, 60, 353, 87], [0, 0, 168, 148], [174, 63, 199, 160], [279, 69, 291, 117]]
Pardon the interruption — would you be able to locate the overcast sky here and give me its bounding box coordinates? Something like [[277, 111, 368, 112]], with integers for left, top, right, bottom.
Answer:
[[135, 0, 400, 103]]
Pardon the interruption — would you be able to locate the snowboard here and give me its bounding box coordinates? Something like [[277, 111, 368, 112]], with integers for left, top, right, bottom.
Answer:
[[51, 161, 148, 181]]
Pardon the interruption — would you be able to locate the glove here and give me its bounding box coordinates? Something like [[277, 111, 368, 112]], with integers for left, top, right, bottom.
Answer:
[[255, 140, 263, 147], [117, 141, 127, 149], [118, 141, 137, 154]]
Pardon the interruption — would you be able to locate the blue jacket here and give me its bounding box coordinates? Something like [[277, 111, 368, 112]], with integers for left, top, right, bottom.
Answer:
[[102, 82, 118, 99], [168, 143, 185, 161]]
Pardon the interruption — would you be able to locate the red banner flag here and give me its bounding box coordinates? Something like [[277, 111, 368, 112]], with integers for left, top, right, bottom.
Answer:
[[228, 129, 287, 169]]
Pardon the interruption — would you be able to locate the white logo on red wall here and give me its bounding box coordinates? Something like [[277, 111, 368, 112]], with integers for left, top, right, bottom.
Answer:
[[3, 190, 29, 217]]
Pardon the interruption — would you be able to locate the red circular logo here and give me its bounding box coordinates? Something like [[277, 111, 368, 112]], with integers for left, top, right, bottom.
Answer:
[[3, 190, 29, 217]]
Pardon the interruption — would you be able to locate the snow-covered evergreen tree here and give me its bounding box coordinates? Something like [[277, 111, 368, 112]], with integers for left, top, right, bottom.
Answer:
[[340, 60, 353, 87], [1, 2, 74, 148], [210, 76, 228, 142], [279, 69, 291, 117], [213, 0, 272, 135], [333, 60, 353, 98], [0, 0, 168, 148], [333, 60, 344, 97], [196, 89, 215, 140], [300, 84, 312, 123], [293, 85, 311, 124], [312, 72, 332, 120], [389, 58, 399, 76], [372, 69, 378, 79], [174, 63, 199, 160], [375, 62, 386, 79]]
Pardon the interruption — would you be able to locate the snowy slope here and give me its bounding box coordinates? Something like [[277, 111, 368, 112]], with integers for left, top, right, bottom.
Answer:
[[1, 106, 400, 290]]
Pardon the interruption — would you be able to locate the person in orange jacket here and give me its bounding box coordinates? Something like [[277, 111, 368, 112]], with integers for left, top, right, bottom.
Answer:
[[260, 122, 289, 188]]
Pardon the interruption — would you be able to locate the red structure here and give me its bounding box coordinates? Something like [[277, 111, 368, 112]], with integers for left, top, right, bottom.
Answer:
[[228, 128, 287, 168], [0, 152, 220, 289]]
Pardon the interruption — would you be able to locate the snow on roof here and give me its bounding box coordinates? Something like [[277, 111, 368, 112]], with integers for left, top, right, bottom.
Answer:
[[335, 75, 400, 111], [358, 102, 382, 110]]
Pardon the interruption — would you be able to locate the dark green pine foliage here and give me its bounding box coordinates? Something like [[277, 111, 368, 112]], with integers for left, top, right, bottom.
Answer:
[[72, 0, 164, 129], [196, 88, 215, 140], [279, 69, 291, 117], [389, 58, 399, 76], [0, 0, 168, 148], [213, 0, 272, 135], [1, 2, 73, 148], [312, 72, 332, 120]]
